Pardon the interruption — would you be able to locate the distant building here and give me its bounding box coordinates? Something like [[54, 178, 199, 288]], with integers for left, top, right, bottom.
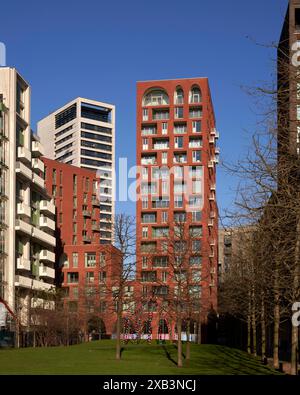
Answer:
[[38, 97, 115, 244], [43, 158, 120, 338]]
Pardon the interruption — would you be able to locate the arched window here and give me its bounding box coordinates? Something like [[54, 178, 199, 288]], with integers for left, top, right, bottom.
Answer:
[[189, 86, 202, 104], [143, 89, 169, 106], [174, 87, 184, 105]]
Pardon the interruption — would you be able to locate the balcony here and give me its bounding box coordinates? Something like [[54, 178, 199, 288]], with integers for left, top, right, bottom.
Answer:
[[209, 238, 216, 246], [153, 142, 169, 150], [209, 136, 215, 144], [215, 147, 220, 155], [40, 200, 55, 216], [209, 193, 215, 201], [15, 275, 53, 291], [17, 146, 32, 164], [39, 249, 55, 263], [39, 216, 55, 231], [83, 210, 91, 217], [15, 219, 32, 236], [32, 157, 45, 173], [141, 156, 157, 165], [92, 224, 100, 232], [83, 235, 92, 243], [32, 226, 56, 247], [208, 219, 214, 227], [17, 202, 31, 219], [32, 173, 45, 189], [208, 161, 214, 169], [32, 140, 45, 157], [211, 128, 220, 139], [141, 127, 157, 136], [16, 161, 32, 181], [39, 265, 55, 279], [92, 196, 100, 206], [209, 250, 214, 258], [210, 184, 216, 191], [17, 257, 31, 271], [173, 156, 187, 164], [189, 140, 202, 148], [210, 268, 216, 274], [210, 211, 216, 219]]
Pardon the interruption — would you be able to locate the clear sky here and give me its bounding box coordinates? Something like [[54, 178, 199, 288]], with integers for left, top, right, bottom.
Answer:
[[0, 0, 288, 218]]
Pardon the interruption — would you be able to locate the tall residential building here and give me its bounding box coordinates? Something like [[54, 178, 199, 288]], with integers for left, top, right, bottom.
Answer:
[[43, 158, 120, 337], [37, 97, 115, 243], [278, 0, 300, 166], [0, 67, 56, 324], [136, 78, 219, 339]]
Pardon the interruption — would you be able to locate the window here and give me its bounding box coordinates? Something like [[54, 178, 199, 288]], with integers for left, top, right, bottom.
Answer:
[[52, 169, 57, 184], [174, 136, 183, 148], [162, 272, 168, 283], [152, 227, 169, 238], [162, 152, 167, 164], [141, 213, 156, 223], [73, 197, 77, 208], [99, 271, 106, 283], [192, 211, 202, 222], [175, 107, 184, 119], [189, 195, 202, 207], [190, 166, 203, 179], [189, 107, 202, 118], [142, 167, 148, 181], [86, 272, 95, 283], [192, 240, 201, 252], [73, 287, 79, 299], [161, 211, 168, 223], [85, 252, 96, 267], [162, 181, 169, 195], [52, 185, 57, 197], [142, 227, 148, 238], [161, 241, 168, 253], [142, 197, 148, 209], [190, 226, 203, 237], [67, 272, 79, 283], [141, 271, 157, 282], [189, 87, 202, 104], [143, 89, 169, 106], [175, 88, 184, 104], [143, 108, 148, 121], [162, 122, 168, 135], [72, 236, 77, 245], [190, 256, 202, 266], [142, 138, 148, 150], [192, 121, 201, 133], [142, 256, 148, 269], [72, 253, 78, 268], [153, 256, 168, 268], [174, 123, 187, 134], [98, 252, 105, 267], [174, 166, 183, 179], [59, 213, 63, 224], [192, 180, 202, 194], [192, 151, 201, 163], [174, 212, 186, 223], [174, 195, 183, 208]]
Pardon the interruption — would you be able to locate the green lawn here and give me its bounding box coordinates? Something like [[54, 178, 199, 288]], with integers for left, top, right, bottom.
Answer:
[[0, 340, 283, 375]]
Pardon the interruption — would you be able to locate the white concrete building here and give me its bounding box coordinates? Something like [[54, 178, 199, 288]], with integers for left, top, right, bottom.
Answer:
[[0, 67, 56, 323], [37, 98, 115, 243]]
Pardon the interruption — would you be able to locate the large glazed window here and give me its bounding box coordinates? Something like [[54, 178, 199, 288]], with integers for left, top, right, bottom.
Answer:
[[143, 89, 169, 106]]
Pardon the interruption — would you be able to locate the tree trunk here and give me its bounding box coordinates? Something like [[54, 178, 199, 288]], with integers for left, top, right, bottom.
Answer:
[[252, 291, 257, 357], [186, 318, 191, 365], [261, 298, 266, 362], [116, 301, 122, 361], [247, 295, 251, 354], [273, 302, 280, 369], [197, 321, 202, 344], [177, 316, 183, 368]]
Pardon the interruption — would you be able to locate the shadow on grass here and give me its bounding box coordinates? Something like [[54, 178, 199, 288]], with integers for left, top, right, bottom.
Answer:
[[162, 345, 177, 366]]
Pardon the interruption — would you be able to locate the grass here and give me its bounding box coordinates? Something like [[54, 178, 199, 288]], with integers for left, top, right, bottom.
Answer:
[[0, 340, 283, 375]]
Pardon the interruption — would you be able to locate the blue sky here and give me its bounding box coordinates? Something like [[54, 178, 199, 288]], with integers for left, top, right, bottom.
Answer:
[[0, 0, 288, 217]]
